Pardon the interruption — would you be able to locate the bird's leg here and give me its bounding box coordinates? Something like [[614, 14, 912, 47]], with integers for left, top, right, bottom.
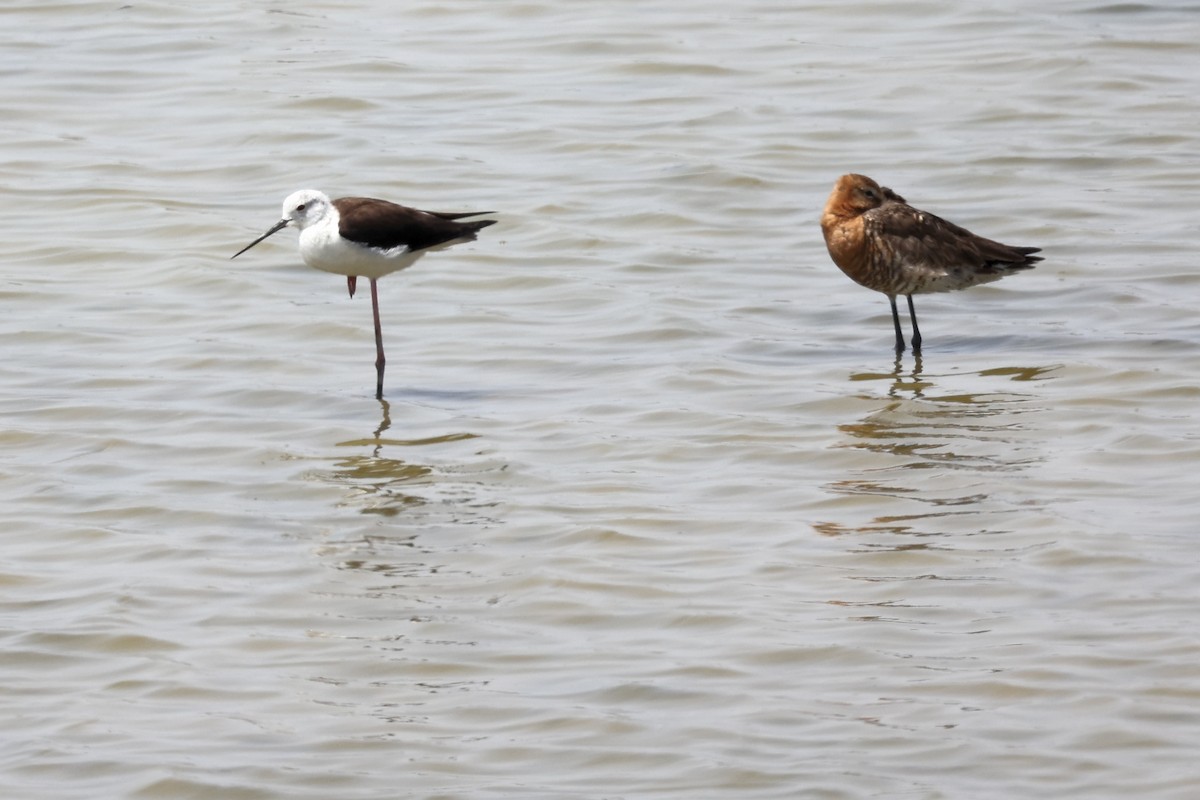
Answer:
[[347, 275, 357, 298], [370, 278, 385, 399], [906, 295, 922, 352], [888, 295, 905, 354]]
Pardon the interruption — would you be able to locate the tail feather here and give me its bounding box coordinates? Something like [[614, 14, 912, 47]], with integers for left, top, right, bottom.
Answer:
[[460, 218, 497, 237], [429, 210, 496, 221], [428, 211, 497, 239], [983, 245, 1042, 273], [1005, 246, 1043, 269]]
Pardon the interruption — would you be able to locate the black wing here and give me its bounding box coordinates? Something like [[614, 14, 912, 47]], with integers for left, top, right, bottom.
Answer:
[[335, 197, 496, 252]]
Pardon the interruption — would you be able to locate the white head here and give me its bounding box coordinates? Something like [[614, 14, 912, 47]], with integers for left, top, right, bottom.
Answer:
[[231, 188, 334, 259], [279, 189, 334, 232]]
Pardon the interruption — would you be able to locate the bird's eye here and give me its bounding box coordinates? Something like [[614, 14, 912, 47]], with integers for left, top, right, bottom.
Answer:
[[297, 203, 307, 211]]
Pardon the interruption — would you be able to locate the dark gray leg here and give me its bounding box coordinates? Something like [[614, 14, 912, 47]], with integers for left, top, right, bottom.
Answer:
[[907, 295, 922, 352], [889, 295, 905, 353]]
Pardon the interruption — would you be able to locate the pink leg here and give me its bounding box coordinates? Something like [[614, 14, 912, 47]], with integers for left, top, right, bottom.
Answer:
[[347, 275, 357, 298], [370, 278, 385, 399]]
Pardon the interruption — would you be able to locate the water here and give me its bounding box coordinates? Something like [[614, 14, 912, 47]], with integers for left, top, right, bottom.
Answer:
[[2, 1, 1200, 798]]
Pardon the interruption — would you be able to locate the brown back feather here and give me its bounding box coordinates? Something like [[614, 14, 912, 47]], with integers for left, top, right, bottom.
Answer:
[[865, 202, 1042, 276], [335, 197, 496, 252]]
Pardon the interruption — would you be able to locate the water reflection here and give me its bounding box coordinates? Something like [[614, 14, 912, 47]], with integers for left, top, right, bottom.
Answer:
[[817, 356, 1057, 542], [329, 400, 433, 517], [307, 399, 504, 582], [848, 352, 932, 399], [315, 399, 490, 519]]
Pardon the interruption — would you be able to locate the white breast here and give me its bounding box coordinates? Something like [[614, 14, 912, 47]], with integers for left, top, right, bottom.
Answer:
[[297, 222, 422, 280]]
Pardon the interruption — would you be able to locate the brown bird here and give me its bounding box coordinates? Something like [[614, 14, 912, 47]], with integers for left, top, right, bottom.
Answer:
[[820, 173, 1041, 353]]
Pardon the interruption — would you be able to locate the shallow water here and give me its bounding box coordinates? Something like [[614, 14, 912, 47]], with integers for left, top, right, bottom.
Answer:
[[3, 1, 1200, 798]]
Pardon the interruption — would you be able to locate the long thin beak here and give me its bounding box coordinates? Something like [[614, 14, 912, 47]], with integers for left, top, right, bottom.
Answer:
[[231, 219, 289, 259]]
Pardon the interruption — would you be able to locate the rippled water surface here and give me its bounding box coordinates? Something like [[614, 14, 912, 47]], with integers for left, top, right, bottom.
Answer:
[[3, 2, 1200, 798]]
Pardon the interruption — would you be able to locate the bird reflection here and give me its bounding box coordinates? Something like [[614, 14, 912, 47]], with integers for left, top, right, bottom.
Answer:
[[849, 352, 930, 399], [818, 357, 1057, 544], [329, 399, 427, 516], [324, 398, 482, 518]]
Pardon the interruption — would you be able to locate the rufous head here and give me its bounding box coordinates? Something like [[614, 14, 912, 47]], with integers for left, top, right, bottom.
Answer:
[[824, 173, 893, 218]]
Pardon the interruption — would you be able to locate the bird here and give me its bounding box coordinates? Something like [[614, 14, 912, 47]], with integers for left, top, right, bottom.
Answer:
[[820, 173, 1041, 354], [231, 189, 495, 399]]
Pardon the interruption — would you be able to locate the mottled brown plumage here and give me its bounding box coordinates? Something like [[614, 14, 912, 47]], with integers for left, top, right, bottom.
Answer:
[[820, 173, 1041, 353]]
